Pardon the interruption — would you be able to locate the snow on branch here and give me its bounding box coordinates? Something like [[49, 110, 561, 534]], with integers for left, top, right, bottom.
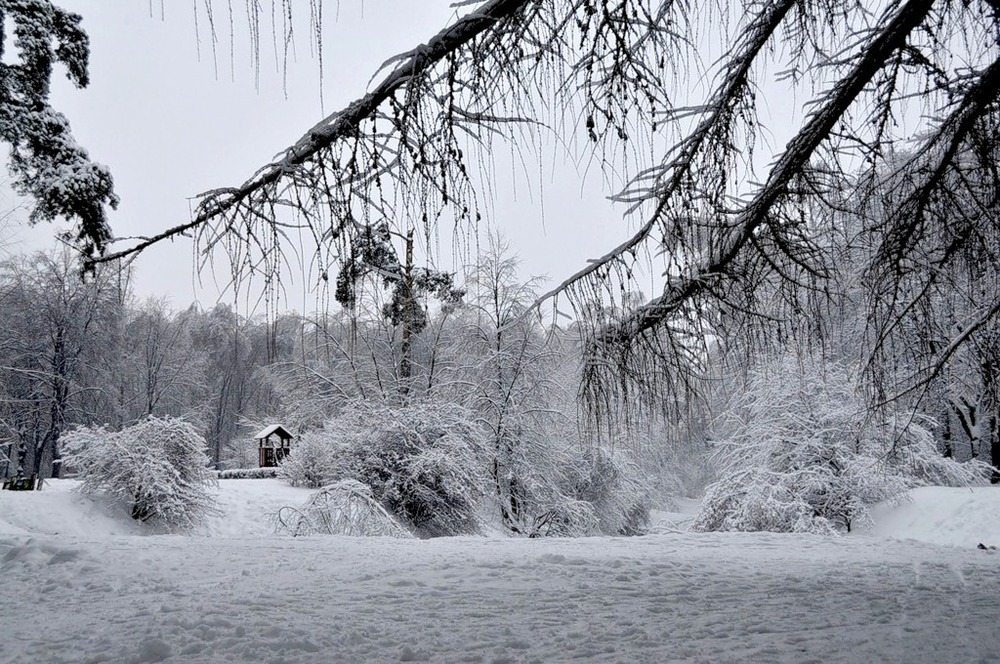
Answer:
[[63, 416, 219, 531], [600, 0, 936, 346], [77, 0, 1000, 425], [692, 353, 992, 535], [0, 2, 118, 260], [274, 479, 413, 538], [89, 0, 531, 268], [532, 0, 799, 310]]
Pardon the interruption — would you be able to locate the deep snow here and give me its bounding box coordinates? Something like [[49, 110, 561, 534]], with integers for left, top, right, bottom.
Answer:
[[860, 486, 1000, 548], [2, 480, 999, 663]]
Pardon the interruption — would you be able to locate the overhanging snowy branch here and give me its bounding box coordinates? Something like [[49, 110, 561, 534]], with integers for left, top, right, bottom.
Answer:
[[532, 0, 799, 310], [88, 0, 531, 267], [598, 0, 936, 345]]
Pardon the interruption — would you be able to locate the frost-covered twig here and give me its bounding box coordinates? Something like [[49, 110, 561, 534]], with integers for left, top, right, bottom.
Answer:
[[274, 480, 412, 538]]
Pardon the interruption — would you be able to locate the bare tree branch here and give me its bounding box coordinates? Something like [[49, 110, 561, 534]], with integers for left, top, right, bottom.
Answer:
[[600, 0, 936, 345], [88, 0, 532, 267], [532, 0, 799, 310]]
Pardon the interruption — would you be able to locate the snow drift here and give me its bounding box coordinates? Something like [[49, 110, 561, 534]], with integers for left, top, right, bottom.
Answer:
[[1, 479, 998, 663]]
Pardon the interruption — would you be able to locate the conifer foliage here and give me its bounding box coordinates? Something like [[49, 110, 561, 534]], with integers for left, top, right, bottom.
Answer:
[[0, 0, 118, 259]]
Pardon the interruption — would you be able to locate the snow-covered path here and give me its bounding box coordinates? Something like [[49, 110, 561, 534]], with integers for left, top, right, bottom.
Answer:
[[3, 530, 999, 663]]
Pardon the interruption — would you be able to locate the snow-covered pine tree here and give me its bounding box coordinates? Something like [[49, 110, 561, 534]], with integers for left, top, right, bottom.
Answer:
[[0, 0, 118, 259]]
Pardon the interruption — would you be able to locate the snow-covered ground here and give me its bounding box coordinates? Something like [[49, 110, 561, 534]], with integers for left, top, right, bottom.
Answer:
[[859, 486, 1000, 548], [2, 480, 999, 663]]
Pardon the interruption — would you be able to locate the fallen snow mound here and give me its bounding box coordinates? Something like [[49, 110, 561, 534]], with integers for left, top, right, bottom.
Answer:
[[2, 480, 999, 662], [0, 479, 143, 537], [0, 478, 315, 537], [4, 481, 1000, 547], [857, 485, 1000, 548]]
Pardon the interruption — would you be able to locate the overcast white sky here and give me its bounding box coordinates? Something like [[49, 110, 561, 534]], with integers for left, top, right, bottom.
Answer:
[[6, 1, 636, 315]]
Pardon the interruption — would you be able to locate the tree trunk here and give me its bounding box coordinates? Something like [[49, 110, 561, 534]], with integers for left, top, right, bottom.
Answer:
[[941, 408, 953, 458], [399, 230, 414, 396], [956, 397, 979, 461], [991, 415, 1000, 484], [33, 325, 70, 479]]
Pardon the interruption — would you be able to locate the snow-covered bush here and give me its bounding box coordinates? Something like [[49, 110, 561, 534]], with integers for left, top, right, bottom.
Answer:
[[882, 412, 994, 486], [273, 479, 412, 537], [314, 402, 490, 537], [276, 399, 652, 538], [692, 355, 990, 535], [476, 422, 653, 537], [277, 430, 338, 488], [63, 416, 218, 530], [221, 434, 262, 471], [494, 441, 651, 538], [216, 467, 277, 480], [572, 446, 652, 536], [525, 498, 600, 537]]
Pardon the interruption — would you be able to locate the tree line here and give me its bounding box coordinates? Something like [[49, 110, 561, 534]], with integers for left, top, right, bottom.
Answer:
[[1, 240, 696, 535], [0, 250, 275, 477]]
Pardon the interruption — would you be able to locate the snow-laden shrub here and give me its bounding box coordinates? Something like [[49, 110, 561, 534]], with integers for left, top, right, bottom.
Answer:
[[477, 412, 653, 537], [472, 420, 583, 537], [274, 479, 412, 538], [572, 446, 651, 536], [692, 355, 990, 535], [304, 402, 489, 537], [277, 431, 338, 488], [336, 402, 489, 536], [693, 463, 903, 535], [882, 413, 994, 486], [63, 416, 218, 530], [525, 497, 600, 537], [221, 434, 262, 471], [517, 445, 651, 537], [216, 467, 277, 480]]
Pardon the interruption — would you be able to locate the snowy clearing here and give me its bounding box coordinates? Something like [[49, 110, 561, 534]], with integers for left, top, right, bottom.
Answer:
[[2, 481, 999, 663], [859, 486, 1000, 548]]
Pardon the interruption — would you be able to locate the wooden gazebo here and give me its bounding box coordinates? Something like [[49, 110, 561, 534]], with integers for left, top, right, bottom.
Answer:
[[255, 424, 293, 468]]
